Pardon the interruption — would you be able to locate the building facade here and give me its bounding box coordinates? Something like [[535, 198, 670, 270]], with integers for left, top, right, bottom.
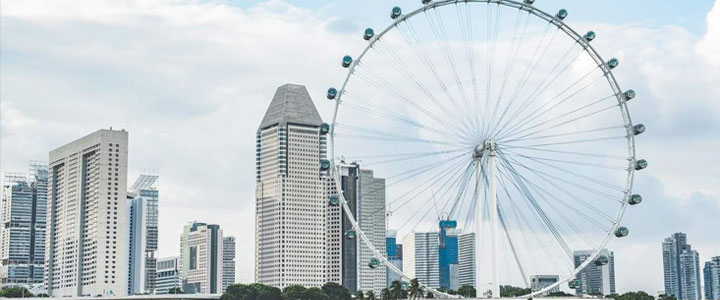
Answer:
[[127, 175, 159, 295], [438, 220, 459, 291], [155, 256, 180, 295], [180, 222, 223, 294], [573, 249, 615, 296], [356, 167, 386, 294], [46, 129, 129, 297], [457, 232, 476, 288], [0, 162, 47, 286], [705, 256, 720, 300], [255, 84, 330, 288], [530, 275, 559, 295], [386, 231, 403, 287], [663, 233, 702, 300], [403, 232, 440, 289], [222, 236, 236, 291]]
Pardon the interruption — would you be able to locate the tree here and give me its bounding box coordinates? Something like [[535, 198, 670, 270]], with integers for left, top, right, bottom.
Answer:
[[304, 287, 330, 300], [322, 282, 351, 300], [610, 291, 655, 300], [381, 288, 391, 300], [221, 284, 257, 300], [355, 290, 366, 299], [547, 291, 575, 297], [500, 285, 531, 297], [457, 285, 476, 298], [658, 294, 676, 300], [407, 279, 422, 299], [366, 290, 376, 299], [0, 286, 34, 298], [168, 287, 184, 295], [389, 280, 405, 300], [253, 284, 283, 300], [283, 285, 307, 300]]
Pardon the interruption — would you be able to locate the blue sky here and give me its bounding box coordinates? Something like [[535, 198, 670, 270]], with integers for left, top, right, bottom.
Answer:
[[1, 0, 719, 294]]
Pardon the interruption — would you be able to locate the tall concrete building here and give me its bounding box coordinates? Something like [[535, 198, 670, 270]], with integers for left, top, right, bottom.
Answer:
[[46, 129, 129, 297], [457, 232, 476, 288], [180, 222, 223, 294], [438, 220, 459, 291], [663, 233, 702, 300], [386, 230, 403, 287], [222, 236, 236, 291], [127, 175, 159, 295], [255, 84, 330, 288], [573, 249, 615, 296], [403, 232, 440, 289], [705, 256, 720, 300], [356, 166, 387, 294], [155, 256, 180, 295], [530, 275, 559, 295], [0, 162, 47, 286]]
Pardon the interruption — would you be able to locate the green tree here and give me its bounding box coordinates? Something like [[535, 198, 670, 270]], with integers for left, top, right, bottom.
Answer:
[[366, 290, 376, 299], [658, 294, 676, 300], [168, 287, 184, 294], [304, 287, 330, 300], [547, 291, 575, 297], [389, 280, 404, 300], [253, 284, 283, 300], [381, 288, 391, 300], [407, 279, 422, 299], [0, 286, 34, 298], [610, 291, 655, 300], [355, 290, 365, 299], [500, 285, 531, 297], [457, 285, 476, 298], [221, 284, 257, 300], [322, 282, 351, 300], [283, 285, 307, 300]]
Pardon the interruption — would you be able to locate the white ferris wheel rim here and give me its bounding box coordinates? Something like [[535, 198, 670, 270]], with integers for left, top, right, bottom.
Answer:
[[327, 0, 637, 298]]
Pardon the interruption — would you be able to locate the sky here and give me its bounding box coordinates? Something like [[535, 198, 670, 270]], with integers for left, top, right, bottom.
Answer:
[[1, 0, 719, 294]]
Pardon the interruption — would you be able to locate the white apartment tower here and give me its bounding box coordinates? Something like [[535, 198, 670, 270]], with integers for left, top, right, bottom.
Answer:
[[573, 249, 616, 296], [255, 84, 329, 288], [403, 232, 440, 289], [222, 236, 236, 291], [357, 168, 386, 294], [180, 222, 223, 294], [458, 232, 476, 288], [127, 175, 159, 295], [46, 129, 129, 297], [155, 256, 181, 295]]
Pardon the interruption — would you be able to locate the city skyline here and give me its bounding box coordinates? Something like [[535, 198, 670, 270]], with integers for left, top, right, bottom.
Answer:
[[2, 0, 720, 295]]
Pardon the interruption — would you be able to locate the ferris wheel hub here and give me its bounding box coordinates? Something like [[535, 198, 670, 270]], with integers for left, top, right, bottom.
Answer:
[[474, 139, 497, 159]]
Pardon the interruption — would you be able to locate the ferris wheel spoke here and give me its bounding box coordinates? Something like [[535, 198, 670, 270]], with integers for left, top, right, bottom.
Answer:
[[501, 125, 625, 144], [335, 123, 461, 146], [500, 147, 629, 172], [498, 204, 531, 287], [346, 147, 472, 160], [457, 2, 481, 134], [497, 145, 629, 160]]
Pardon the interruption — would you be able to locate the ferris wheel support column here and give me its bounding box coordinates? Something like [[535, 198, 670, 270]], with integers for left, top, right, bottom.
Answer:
[[487, 140, 499, 299], [473, 151, 485, 298]]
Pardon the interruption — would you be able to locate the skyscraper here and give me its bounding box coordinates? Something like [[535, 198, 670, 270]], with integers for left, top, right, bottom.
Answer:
[[0, 162, 47, 286], [180, 222, 223, 294], [155, 256, 181, 295], [223, 236, 236, 291], [573, 249, 616, 296], [127, 174, 159, 295], [386, 230, 403, 288], [663, 233, 702, 300], [403, 232, 440, 289], [438, 220, 459, 291], [46, 129, 129, 297], [530, 275, 559, 295], [705, 256, 720, 300], [255, 84, 330, 288], [356, 167, 386, 294], [457, 232, 476, 288]]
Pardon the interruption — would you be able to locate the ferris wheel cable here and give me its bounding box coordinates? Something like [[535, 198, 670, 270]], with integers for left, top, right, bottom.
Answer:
[[351, 148, 473, 167], [338, 100, 445, 135], [480, 2, 504, 139], [500, 148, 629, 172], [500, 135, 627, 151], [497, 172, 542, 273], [345, 147, 471, 159], [496, 144, 628, 160], [456, 2, 480, 131], [498, 204, 530, 288], [447, 161, 478, 218], [334, 123, 457, 144], [501, 125, 625, 144]]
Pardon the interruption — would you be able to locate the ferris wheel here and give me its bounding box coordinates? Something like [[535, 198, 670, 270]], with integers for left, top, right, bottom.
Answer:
[[326, 0, 645, 298]]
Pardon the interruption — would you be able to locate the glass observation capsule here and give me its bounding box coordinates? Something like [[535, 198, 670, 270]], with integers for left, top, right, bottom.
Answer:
[[524, 0, 535, 5], [368, 257, 381, 269], [363, 28, 375, 40], [624, 89, 636, 101], [569, 279, 581, 289], [584, 31, 596, 42], [595, 255, 609, 266], [320, 123, 330, 135], [633, 124, 646, 136], [629, 194, 643, 205], [422, 0, 432, 4], [556, 9, 568, 20], [328, 195, 340, 206], [320, 159, 330, 171], [342, 55, 353, 68], [327, 87, 338, 100], [615, 226, 630, 237], [391, 6, 402, 19], [607, 58, 620, 69], [345, 229, 356, 239], [635, 159, 648, 171]]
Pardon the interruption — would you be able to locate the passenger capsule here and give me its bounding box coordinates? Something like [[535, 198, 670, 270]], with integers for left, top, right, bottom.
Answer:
[[422, 0, 432, 4], [623, 89, 636, 101], [615, 226, 629, 238], [568, 279, 581, 289], [320, 159, 331, 171], [320, 123, 330, 135], [328, 195, 340, 206], [327, 87, 338, 100], [629, 194, 642, 205], [556, 9, 568, 20], [634, 159, 648, 171], [584, 31, 596, 42], [523, 0, 535, 5], [595, 255, 609, 266], [607, 58, 619, 69], [391, 6, 402, 19], [368, 258, 381, 269], [345, 229, 357, 239], [342, 55, 353, 68], [363, 28, 375, 40], [633, 124, 646, 136]]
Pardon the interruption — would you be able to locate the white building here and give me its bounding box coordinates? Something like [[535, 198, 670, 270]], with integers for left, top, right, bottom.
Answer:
[[156, 257, 180, 294], [127, 175, 159, 295], [46, 129, 129, 297], [573, 249, 616, 296], [222, 236, 236, 291], [458, 232, 476, 288], [530, 275, 559, 295], [180, 222, 223, 294], [255, 84, 330, 288], [155, 256, 180, 295], [705, 256, 720, 300], [403, 232, 440, 289]]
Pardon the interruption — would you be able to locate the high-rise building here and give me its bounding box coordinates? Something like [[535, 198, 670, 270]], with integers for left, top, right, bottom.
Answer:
[[705, 256, 720, 300], [127, 175, 159, 295], [458, 232, 476, 288], [663, 233, 702, 300], [255, 84, 330, 288], [530, 275, 559, 295], [180, 222, 223, 294], [573, 249, 615, 296], [155, 256, 180, 295], [46, 129, 129, 297], [0, 162, 47, 286], [356, 166, 386, 294], [403, 232, 440, 289], [222, 236, 236, 291], [438, 220, 459, 291], [386, 230, 403, 287]]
